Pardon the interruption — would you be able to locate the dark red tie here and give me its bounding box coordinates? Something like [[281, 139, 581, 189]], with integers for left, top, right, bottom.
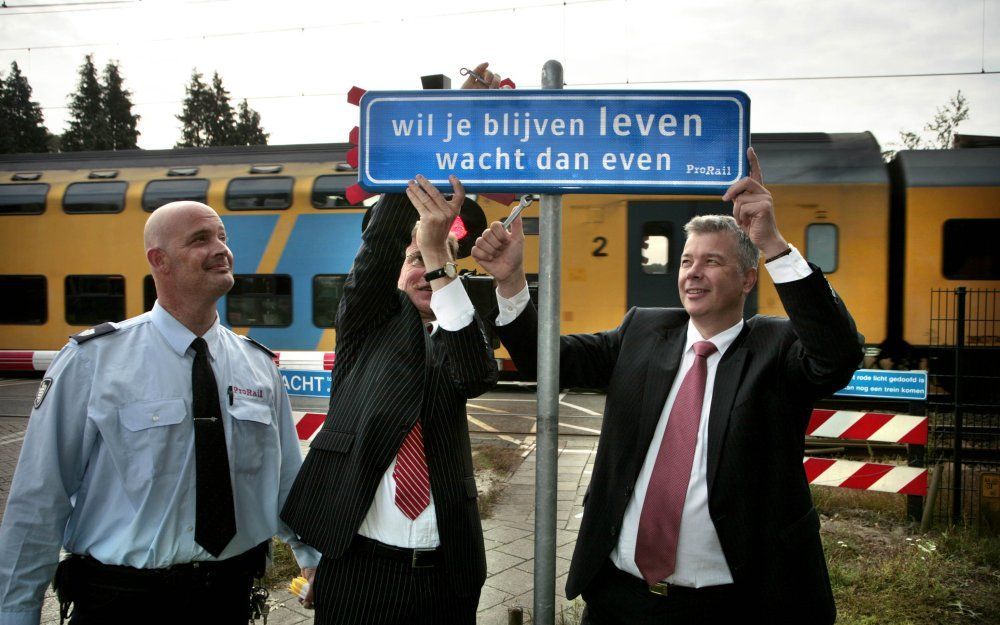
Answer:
[[394, 419, 431, 519], [634, 340, 717, 585]]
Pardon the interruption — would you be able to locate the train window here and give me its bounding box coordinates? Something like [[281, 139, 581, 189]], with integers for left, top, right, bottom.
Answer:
[[312, 175, 362, 208], [227, 274, 292, 327], [0, 183, 48, 215], [0, 275, 47, 324], [142, 179, 210, 212], [65, 275, 125, 325], [143, 275, 157, 312], [521, 217, 540, 235], [63, 181, 127, 214], [943, 219, 1000, 280], [641, 222, 671, 274], [225, 177, 293, 210], [805, 223, 838, 273], [313, 274, 348, 327]]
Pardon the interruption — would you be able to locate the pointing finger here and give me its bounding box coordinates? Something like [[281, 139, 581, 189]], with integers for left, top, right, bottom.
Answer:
[[748, 147, 763, 185]]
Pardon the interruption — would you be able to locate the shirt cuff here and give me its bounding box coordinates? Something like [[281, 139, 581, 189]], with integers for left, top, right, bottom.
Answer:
[[496, 284, 531, 326], [290, 543, 322, 570], [430, 279, 475, 332], [765, 244, 813, 284]]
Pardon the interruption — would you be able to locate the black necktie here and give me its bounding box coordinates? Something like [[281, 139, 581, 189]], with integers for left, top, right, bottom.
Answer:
[[190, 337, 237, 557]]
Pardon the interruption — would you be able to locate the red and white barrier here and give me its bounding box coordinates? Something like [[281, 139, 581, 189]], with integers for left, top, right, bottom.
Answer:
[[807, 409, 927, 445], [0, 351, 56, 372], [293, 411, 326, 441], [273, 352, 335, 371], [803, 457, 927, 496]]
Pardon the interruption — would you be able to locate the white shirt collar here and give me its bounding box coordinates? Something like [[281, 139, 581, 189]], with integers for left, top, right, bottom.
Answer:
[[685, 317, 744, 358], [151, 301, 222, 360]]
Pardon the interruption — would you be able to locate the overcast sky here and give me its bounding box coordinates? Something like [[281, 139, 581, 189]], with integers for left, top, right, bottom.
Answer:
[[1, 0, 997, 151]]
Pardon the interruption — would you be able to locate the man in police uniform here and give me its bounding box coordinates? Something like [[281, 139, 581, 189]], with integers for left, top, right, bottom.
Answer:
[[0, 201, 319, 625]]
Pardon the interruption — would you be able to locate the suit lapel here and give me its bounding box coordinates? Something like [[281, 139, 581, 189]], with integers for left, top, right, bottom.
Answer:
[[636, 323, 686, 454], [706, 324, 751, 494]]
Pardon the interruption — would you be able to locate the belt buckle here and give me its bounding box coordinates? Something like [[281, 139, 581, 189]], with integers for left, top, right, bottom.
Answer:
[[411, 549, 434, 569], [649, 582, 669, 596]]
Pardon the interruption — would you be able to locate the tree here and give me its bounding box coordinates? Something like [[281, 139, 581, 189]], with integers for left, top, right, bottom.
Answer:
[[176, 70, 267, 147], [61, 55, 109, 151], [233, 98, 269, 146], [0, 61, 50, 153], [102, 60, 140, 150], [882, 91, 970, 160]]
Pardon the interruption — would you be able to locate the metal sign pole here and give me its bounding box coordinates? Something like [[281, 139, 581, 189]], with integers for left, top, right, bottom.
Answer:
[[533, 59, 563, 625]]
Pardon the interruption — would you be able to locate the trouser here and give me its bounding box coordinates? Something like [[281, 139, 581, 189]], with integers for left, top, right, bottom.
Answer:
[[580, 558, 741, 625], [54, 543, 268, 625], [313, 535, 480, 625]]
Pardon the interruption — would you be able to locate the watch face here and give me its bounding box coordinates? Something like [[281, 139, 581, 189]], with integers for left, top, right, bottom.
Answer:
[[445, 262, 457, 278]]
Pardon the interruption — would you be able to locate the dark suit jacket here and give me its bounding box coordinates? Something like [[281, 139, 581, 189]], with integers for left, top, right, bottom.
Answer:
[[497, 267, 861, 623], [281, 194, 499, 597]]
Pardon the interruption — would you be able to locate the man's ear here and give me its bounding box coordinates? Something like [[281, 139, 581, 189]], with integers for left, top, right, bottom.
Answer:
[[742, 267, 758, 294], [147, 248, 167, 273]]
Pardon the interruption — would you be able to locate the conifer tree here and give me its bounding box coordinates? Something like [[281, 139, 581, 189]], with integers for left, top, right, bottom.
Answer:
[[0, 62, 50, 153], [176, 70, 214, 147], [102, 60, 140, 150], [232, 98, 269, 146], [205, 72, 236, 146], [61, 55, 109, 151]]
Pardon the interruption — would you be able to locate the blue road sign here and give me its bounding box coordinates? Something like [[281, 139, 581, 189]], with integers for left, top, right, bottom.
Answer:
[[834, 369, 928, 401], [280, 369, 332, 398], [359, 89, 750, 195]]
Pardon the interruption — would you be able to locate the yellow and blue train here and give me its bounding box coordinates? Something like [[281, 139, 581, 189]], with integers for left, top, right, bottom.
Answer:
[[1, 134, 997, 364]]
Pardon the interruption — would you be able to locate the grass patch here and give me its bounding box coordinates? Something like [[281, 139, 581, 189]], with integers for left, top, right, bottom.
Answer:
[[263, 538, 300, 589], [473, 441, 524, 519], [815, 485, 1000, 625]]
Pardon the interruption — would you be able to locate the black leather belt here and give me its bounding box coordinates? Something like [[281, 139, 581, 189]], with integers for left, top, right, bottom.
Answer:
[[604, 559, 735, 598], [350, 535, 441, 569]]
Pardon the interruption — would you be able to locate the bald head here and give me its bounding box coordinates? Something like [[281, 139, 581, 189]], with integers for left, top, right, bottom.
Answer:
[[144, 201, 220, 253]]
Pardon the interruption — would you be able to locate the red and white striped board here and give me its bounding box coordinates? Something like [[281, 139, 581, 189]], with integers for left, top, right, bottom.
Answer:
[[803, 457, 927, 496], [807, 409, 927, 445], [273, 351, 335, 371], [0, 351, 56, 372], [293, 411, 326, 442]]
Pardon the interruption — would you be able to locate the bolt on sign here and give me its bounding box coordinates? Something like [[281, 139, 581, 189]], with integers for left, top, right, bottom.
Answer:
[[357, 90, 750, 195]]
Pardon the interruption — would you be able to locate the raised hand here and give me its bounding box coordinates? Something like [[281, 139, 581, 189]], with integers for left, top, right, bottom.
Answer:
[[461, 61, 502, 90], [406, 174, 465, 261], [472, 216, 526, 298], [722, 147, 788, 258]]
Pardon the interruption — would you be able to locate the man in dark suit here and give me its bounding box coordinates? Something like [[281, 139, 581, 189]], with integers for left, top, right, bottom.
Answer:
[[473, 148, 861, 625], [280, 173, 498, 625]]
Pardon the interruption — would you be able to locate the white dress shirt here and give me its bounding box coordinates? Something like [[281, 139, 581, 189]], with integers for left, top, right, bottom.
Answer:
[[495, 245, 813, 586], [357, 278, 475, 548], [0, 302, 319, 625]]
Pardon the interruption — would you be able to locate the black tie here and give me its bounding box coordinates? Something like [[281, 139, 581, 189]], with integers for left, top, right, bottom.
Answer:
[[190, 337, 237, 557]]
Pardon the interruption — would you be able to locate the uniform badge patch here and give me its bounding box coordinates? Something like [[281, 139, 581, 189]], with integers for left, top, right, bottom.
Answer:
[[34, 378, 53, 409]]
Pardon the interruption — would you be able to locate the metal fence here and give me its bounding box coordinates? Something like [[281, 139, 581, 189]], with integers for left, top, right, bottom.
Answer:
[[925, 288, 1000, 530]]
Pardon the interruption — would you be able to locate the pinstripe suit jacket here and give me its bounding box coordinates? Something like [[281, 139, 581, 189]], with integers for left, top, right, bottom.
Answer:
[[497, 267, 861, 624], [281, 194, 498, 597]]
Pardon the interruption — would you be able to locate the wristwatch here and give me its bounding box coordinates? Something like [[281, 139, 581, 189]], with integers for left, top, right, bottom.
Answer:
[[424, 261, 458, 282]]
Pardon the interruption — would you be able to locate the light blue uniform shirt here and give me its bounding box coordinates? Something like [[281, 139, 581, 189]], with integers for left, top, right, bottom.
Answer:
[[0, 303, 320, 625]]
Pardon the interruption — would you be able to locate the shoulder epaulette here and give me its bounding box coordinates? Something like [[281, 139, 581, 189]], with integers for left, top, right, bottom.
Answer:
[[241, 335, 277, 359], [70, 322, 118, 344]]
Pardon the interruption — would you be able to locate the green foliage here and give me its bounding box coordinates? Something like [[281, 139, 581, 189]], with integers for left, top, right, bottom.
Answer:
[[102, 61, 140, 150], [0, 61, 50, 153], [62, 55, 109, 151], [233, 98, 269, 146], [882, 91, 970, 161], [176, 71, 267, 147], [61, 55, 140, 152]]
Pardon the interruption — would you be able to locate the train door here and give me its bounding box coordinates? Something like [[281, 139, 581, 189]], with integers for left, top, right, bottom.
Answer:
[[626, 201, 758, 317]]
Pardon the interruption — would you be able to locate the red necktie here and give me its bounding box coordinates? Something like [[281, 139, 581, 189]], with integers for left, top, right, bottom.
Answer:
[[634, 340, 718, 585], [394, 419, 431, 520]]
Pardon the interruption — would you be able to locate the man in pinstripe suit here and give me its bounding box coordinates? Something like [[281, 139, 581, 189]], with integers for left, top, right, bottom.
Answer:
[[281, 171, 499, 625]]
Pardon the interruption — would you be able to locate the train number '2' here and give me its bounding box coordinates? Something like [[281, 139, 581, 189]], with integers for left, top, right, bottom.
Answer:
[[592, 236, 609, 257]]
